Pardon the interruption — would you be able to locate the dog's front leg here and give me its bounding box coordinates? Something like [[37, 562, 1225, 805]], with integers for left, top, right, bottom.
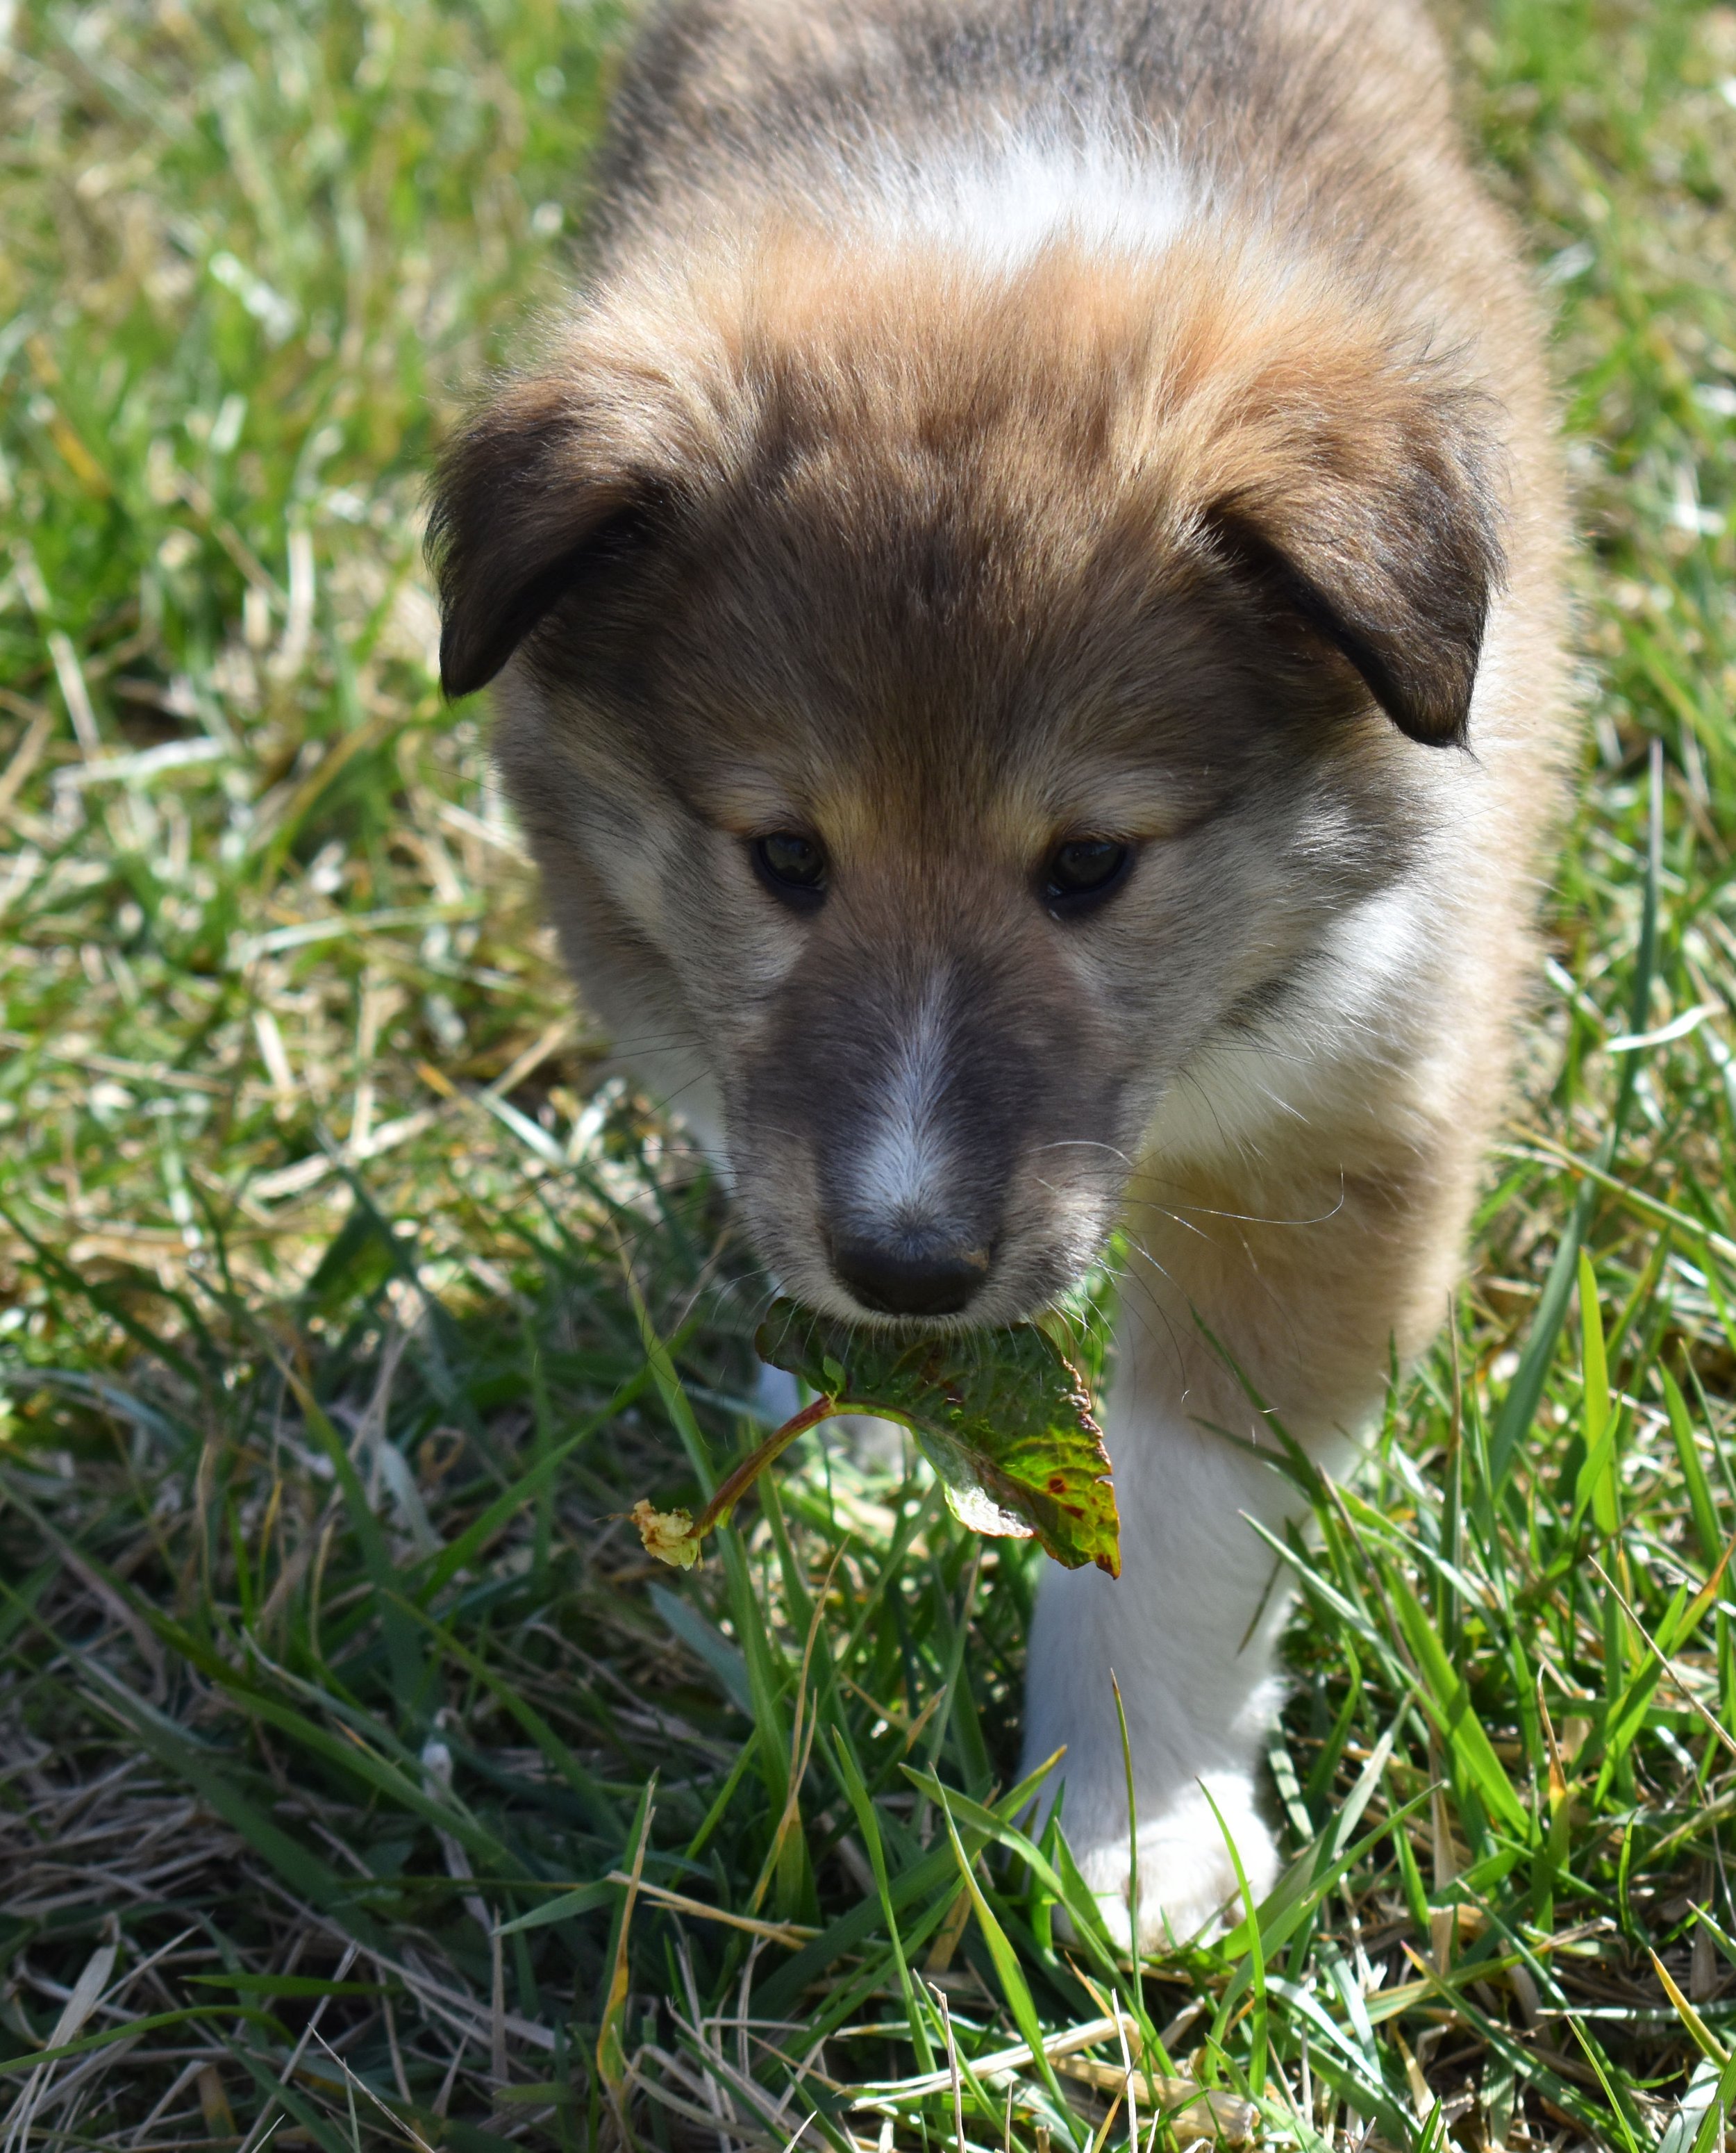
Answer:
[[1022, 1147, 1468, 1950], [1022, 1372, 1322, 1949]]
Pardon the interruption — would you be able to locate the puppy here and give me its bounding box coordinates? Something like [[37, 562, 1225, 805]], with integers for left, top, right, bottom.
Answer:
[[431, 0, 1569, 1947]]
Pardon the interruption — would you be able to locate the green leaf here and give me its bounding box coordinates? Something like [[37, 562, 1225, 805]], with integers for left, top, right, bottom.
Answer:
[[755, 1297, 1119, 1574]]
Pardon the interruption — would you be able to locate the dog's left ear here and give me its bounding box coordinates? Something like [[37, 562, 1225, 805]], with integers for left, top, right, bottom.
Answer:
[[1196, 360, 1506, 747], [428, 370, 683, 701]]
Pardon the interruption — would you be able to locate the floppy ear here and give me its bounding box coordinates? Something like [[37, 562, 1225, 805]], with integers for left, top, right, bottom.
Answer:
[[1198, 363, 1505, 747], [428, 376, 674, 701]]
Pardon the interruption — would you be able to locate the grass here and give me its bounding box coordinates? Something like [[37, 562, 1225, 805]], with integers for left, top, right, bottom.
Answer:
[[1, 0, 1735, 2146]]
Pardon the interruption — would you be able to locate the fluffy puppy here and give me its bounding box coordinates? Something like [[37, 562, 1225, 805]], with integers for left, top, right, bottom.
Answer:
[[431, 0, 1570, 1946]]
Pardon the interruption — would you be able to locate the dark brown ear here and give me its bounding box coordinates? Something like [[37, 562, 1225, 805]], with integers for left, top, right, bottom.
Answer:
[[428, 379, 672, 700], [1198, 369, 1505, 747]]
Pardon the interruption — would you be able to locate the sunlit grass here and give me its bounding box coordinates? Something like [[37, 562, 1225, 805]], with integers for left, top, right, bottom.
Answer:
[[3, 1, 1736, 2147]]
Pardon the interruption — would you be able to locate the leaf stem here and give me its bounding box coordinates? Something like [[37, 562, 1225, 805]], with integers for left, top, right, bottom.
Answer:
[[693, 1395, 847, 1538]]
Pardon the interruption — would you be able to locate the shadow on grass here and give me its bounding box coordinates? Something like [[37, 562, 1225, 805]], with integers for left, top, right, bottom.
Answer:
[[0, 1107, 1043, 2149]]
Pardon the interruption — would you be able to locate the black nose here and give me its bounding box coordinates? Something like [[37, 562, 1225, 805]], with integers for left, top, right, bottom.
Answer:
[[831, 1237, 990, 1319]]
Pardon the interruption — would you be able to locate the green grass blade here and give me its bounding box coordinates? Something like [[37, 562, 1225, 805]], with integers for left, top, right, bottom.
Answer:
[[932, 1786, 1080, 2145], [832, 1727, 937, 2074], [1385, 1570, 1530, 1838], [1661, 1364, 1726, 1568]]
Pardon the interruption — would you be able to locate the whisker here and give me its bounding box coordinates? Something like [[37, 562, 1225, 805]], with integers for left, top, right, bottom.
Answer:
[[1029, 1138, 1137, 1168], [1121, 1167, 1350, 1231]]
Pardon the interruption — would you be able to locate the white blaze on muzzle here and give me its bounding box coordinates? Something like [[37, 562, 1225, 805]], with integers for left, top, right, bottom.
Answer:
[[852, 975, 957, 1236]]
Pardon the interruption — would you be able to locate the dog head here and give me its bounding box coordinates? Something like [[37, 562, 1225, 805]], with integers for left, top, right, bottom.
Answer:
[[431, 236, 1504, 1327]]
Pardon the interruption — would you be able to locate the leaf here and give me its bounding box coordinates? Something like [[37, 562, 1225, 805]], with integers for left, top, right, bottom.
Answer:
[[755, 1298, 1119, 1574]]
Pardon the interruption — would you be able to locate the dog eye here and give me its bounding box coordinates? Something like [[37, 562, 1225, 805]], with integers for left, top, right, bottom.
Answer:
[[751, 831, 828, 907], [1043, 838, 1131, 915]]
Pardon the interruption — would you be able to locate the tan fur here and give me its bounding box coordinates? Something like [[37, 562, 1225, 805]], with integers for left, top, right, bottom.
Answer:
[[431, 0, 1571, 1943]]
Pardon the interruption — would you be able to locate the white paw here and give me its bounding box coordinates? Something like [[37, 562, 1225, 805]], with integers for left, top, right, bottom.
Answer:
[[1071, 1777, 1279, 1954]]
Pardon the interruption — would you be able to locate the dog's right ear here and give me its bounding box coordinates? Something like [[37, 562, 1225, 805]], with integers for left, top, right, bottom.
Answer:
[[428, 376, 676, 701]]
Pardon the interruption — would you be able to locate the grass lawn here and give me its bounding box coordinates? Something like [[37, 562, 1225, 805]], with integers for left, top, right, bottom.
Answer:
[[3, 0, 1736, 2147]]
